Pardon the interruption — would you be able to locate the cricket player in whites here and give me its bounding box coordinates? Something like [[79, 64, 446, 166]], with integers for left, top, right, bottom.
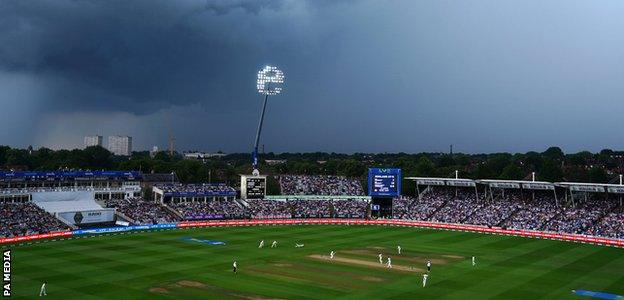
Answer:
[[422, 273, 428, 287], [386, 257, 392, 269], [233, 261, 237, 274], [330, 251, 335, 260], [39, 281, 47, 296], [397, 245, 402, 255], [472, 256, 476, 267], [378, 253, 383, 264], [271, 240, 278, 248], [426, 260, 432, 273], [258, 240, 265, 248]]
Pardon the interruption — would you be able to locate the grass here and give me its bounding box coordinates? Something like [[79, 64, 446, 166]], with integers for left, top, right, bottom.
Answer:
[[5, 225, 624, 299]]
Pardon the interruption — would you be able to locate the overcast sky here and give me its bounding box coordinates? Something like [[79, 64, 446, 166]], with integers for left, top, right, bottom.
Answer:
[[1, 0, 623, 153]]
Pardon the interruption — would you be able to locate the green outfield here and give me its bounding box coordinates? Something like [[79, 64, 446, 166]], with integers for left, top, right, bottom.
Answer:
[[6, 225, 624, 299]]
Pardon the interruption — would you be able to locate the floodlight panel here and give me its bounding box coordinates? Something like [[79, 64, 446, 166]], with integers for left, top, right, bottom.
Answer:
[[257, 66, 284, 95]]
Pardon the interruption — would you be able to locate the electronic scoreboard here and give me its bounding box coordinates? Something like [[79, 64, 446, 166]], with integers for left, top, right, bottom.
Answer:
[[240, 175, 267, 199], [368, 168, 401, 197]]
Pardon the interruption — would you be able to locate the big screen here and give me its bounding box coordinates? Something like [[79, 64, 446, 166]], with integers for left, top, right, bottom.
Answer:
[[246, 177, 266, 199], [368, 168, 401, 197]]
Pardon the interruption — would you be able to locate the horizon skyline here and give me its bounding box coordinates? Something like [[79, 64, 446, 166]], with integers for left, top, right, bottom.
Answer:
[[6, 138, 623, 156]]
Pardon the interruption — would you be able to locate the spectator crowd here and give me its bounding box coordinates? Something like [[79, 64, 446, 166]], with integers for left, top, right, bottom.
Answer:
[[391, 188, 623, 239], [504, 195, 560, 230], [154, 183, 236, 196], [244, 199, 291, 219], [171, 200, 246, 220], [1, 202, 70, 238], [105, 198, 179, 225], [278, 175, 364, 196], [3, 185, 624, 241]]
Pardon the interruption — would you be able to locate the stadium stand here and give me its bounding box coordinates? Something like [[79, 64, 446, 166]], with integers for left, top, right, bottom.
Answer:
[[503, 194, 561, 230], [105, 198, 180, 225], [290, 199, 333, 218], [586, 210, 624, 239], [0, 202, 70, 238], [430, 191, 482, 224], [277, 175, 364, 196], [391, 197, 416, 219], [152, 183, 236, 203], [542, 199, 616, 234], [2, 172, 624, 241], [244, 199, 292, 219], [171, 200, 246, 220], [332, 199, 369, 218], [464, 192, 524, 227]]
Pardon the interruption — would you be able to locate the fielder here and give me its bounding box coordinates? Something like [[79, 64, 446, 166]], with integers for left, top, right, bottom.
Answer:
[[271, 240, 278, 248], [330, 251, 335, 260], [386, 257, 392, 269], [422, 273, 428, 287], [39, 281, 47, 297], [472, 256, 476, 267], [258, 240, 265, 248], [378, 253, 383, 264], [233, 261, 237, 274], [397, 245, 402, 255], [295, 243, 305, 248], [426, 260, 431, 273]]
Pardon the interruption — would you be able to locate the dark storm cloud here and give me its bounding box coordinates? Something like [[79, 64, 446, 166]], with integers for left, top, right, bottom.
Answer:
[[203, 0, 282, 15], [0, 0, 306, 114], [1, 0, 624, 153]]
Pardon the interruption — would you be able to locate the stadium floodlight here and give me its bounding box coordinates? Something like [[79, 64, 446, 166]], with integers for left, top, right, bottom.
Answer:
[[257, 66, 284, 95], [252, 65, 285, 175]]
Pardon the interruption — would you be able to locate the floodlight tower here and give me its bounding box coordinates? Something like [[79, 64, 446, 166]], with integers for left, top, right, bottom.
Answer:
[[252, 65, 284, 175]]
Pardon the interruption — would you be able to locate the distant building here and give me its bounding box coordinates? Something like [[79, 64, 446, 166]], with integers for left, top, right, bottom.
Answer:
[[140, 172, 178, 199], [266, 159, 287, 166], [150, 146, 159, 158], [84, 135, 103, 148], [108, 136, 132, 156], [183, 152, 227, 160]]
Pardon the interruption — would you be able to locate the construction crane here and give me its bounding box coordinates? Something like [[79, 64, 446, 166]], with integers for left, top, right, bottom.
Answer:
[[166, 113, 176, 157]]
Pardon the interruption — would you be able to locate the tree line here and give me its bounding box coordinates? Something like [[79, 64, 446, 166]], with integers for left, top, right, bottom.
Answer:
[[0, 145, 622, 195]]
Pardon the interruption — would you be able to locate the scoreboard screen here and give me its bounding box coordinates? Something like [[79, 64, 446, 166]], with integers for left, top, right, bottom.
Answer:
[[245, 177, 266, 199], [368, 168, 401, 197]]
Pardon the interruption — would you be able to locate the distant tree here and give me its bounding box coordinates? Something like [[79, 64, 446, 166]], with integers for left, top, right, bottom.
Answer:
[[82, 146, 114, 169], [337, 159, 365, 177], [153, 151, 173, 162], [542, 146, 565, 161], [438, 154, 455, 168], [588, 167, 607, 183], [474, 163, 495, 179], [487, 153, 512, 176], [323, 160, 339, 175], [415, 157, 434, 176], [5, 149, 29, 167], [568, 151, 593, 166], [564, 166, 589, 182], [524, 151, 544, 170], [597, 149, 616, 169], [500, 163, 523, 180], [599, 149, 614, 156], [539, 159, 563, 182], [0, 146, 9, 165], [453, 154, 471, 167]]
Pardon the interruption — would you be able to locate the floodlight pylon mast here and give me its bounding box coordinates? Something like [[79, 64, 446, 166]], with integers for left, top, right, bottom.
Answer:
[[252, 91, 270, 172], [252, 66, 283, 175]]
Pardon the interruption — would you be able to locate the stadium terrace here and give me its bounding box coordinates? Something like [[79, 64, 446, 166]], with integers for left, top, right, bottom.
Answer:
[[153, 183, 237, 198], [0, 172, 623, 245], [0, 171, 141, 180]]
